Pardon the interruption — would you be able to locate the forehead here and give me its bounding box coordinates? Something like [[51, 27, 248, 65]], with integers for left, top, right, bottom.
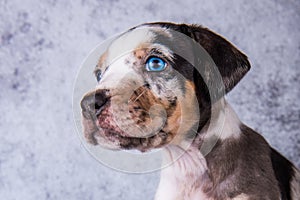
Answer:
[[105, 26, 173, 64]]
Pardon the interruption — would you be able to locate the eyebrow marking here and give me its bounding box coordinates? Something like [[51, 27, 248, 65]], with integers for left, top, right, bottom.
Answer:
[[133, 49, 147, 59]]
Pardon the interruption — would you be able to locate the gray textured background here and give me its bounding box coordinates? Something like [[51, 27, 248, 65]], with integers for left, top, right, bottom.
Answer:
[[0, 0, 299, 199]]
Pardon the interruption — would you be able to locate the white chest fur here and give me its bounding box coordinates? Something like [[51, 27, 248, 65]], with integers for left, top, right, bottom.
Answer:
[[154, 145, 210, 200]]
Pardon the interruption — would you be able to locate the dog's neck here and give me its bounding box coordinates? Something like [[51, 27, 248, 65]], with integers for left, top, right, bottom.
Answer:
[[155, 99, 242, 200], [197, 98, 241, 155], [155, 144, 210, 200]]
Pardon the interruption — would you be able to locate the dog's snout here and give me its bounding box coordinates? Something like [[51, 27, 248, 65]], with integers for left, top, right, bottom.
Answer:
[[81, 89, 110, 116]]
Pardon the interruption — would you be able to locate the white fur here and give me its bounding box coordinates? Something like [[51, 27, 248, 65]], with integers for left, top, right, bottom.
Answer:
[[202, 99, 241, 140], [106, 26, 174, 66], [98, 27, 155, 89], [217, 101, 241, 140], [98, 54, 138, 89], [155, 145, 209, 200], [107, 28, 155, 63], [231, 193, 250, 200]]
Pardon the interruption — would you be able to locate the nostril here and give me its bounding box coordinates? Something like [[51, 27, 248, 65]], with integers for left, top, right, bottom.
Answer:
[[81, 89, 110, 115], [93, 98, 107, 112], [94, 102, 102, 111], [94, 91, 108, 109]]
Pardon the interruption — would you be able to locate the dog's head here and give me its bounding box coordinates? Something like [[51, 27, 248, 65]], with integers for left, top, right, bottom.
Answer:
[[80, 22, 250, 151]]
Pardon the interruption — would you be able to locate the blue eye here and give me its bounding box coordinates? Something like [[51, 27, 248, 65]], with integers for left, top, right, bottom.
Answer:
[[145, 57, 167, 72], [95, 70, 102, 82]]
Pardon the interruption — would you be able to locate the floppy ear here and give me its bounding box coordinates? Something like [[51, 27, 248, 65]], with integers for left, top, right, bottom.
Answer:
[[179, 24, 251, 93]]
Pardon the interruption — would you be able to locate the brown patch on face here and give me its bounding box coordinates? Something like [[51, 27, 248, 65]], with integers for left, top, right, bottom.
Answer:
[[186, 80, 196, 91], [169, 80, 199, 144], [133, 49, 147, 60], [128, 85, 179, 130], [133, 41, 155, 61]]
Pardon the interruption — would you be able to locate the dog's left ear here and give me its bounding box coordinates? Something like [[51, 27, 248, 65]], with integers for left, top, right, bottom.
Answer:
[[180, 24, 251, 94]]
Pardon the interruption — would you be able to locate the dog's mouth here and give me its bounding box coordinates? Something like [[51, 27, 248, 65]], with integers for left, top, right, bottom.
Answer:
[[82, 100, 126, 144], [81, 99, 173, 151]]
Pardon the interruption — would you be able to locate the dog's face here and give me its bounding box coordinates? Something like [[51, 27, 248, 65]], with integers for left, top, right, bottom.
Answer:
[[80, 22, 250, 152]]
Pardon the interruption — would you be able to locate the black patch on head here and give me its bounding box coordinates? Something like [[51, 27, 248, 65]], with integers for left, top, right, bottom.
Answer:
[[171, 53, 194, 81], [141, 22, 251, 94], [270, 148, 294, 200]]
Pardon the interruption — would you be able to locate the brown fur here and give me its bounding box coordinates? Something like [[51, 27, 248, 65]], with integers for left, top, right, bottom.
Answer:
[[133, 48, 147, 60]]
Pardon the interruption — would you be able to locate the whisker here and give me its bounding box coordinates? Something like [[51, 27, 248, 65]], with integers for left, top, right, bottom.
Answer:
[[189, 128, 198, 133], [133, 89, 146, 102], [128, 88, 147, 103]]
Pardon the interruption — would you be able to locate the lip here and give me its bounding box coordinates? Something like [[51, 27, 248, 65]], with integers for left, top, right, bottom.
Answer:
[[94, 127, 132, 146]]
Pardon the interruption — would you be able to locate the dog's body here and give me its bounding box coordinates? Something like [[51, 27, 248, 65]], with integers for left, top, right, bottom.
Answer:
[[80, 22, 300, 199]]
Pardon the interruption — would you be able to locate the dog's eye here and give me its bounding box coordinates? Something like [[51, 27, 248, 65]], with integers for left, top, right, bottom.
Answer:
[[95, 70, 102, 82], [145, 57, 167, 72]]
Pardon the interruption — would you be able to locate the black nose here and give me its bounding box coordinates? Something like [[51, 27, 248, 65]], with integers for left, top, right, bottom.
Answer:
[[80, 89, 110, 117]]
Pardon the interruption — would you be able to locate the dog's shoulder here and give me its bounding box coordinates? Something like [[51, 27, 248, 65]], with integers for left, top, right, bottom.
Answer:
[[239, 125, 300, 200], [204, 124, 300, 199]]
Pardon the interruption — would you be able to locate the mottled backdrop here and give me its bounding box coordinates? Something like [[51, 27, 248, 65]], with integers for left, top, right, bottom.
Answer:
[[0, 0, 299, 199]]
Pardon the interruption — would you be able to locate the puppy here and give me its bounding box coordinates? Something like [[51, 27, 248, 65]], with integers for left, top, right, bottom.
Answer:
[[80, 22, 300, 200]]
